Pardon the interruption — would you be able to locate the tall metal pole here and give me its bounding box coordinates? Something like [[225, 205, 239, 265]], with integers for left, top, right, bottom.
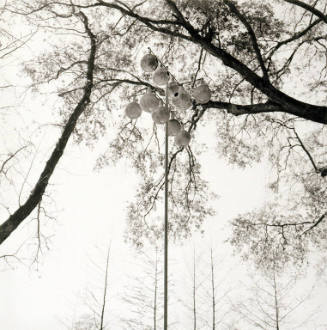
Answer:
[[164, 84, 169, 330]]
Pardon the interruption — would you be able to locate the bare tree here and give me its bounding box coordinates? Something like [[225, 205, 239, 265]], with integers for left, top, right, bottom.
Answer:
[[193, 248, 197, 330], [210, 248, 216, 330], [68, 243, 112, 330], [179, 247, 234, 329], [231, 267, 319, 330], [99, 244, 111, 330], [121, 247, 165, 329], [0, 10, 97, 246]]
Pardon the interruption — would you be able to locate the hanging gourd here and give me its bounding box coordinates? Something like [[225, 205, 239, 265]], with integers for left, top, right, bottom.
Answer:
[[125, 101, 142, 119], [167, 83, 179, 98], [158, 107, 170, 123], [175, 129, 191, 146], [172, 86, 192, 110], [152, 106, 170, 124], [192, 83, 211, 104], [152, 110, 161, 124], [153, 67, 170, 86], [167, 119, 181, 136], [140, 88, 160, 113], [140, 54, 158, 72]]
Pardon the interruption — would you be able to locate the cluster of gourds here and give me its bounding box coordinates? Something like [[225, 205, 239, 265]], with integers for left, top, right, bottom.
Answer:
[[124, 53, 211, 147]]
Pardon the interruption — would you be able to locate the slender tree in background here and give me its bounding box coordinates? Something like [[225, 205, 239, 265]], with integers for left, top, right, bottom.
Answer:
[[192, 248, 197, 330], [210, 248, 216, 330], [99, 245, 110, 330], [0, 0, 326, 271], [121, 247, 166, 330], [68, 243, 112, 330], [71, 314, 98, 330], [208, 248, 234, 330], [179, 247, 234, 329], [231, 267, 321, 330]]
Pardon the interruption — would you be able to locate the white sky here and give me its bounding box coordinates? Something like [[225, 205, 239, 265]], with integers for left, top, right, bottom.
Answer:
[[0, 130, 271, 329], [2, 108, 326, 329]]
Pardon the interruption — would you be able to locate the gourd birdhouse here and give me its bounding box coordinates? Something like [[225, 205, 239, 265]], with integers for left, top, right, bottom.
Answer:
[[125, 102, 142, 119], [140, 54, 158, 72], [175, 130, 191, 146], [167, 83, 179, 98], [152, 106, 170, 124], [192, 83, 211, 104], [153, 67, 170, 86], [140, 89, 160, 113], [167, 119, 181, 136], [172, 86, 192, 110]]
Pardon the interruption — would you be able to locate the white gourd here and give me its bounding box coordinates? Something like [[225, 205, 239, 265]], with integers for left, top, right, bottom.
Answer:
[[158, 107, 170, 123], [152, 106, 170, 124], [140, 89, 160, 113], [175, 130, 191, 146], [125, 102, 142, 119], [192, 83, 211, 104], [167, 119, 181, 136], [140, 54, 158, 72], [167, 83, 179, 98], [172, 86, 192, 110], [153, 67, 170, 86]]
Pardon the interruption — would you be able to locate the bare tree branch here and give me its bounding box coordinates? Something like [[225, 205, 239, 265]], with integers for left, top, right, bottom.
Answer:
[[0, 146, 28, 176], [292, 128, 319, 173], [0, 11, 97, 246], [284, 0, 327, 24], [203, 100, 283, 116], [302, 212, 327, 235], [224, 0, 269, 81], [267, 18, 322, 61]]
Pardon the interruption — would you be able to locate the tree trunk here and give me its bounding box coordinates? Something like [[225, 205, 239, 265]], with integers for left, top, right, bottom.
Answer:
[[211, 248, 216, 330], [100, 243, 111, 330], [193, 248, 197, 330], [273, 271, 280, 330]]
